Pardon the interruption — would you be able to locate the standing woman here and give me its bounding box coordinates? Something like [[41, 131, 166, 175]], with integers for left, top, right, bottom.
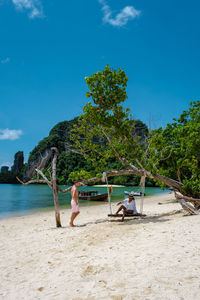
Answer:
[[70, 181, 85, 227]]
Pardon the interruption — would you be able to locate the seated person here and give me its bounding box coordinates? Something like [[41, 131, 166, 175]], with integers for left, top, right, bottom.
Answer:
[[114, 193, 139, 221]]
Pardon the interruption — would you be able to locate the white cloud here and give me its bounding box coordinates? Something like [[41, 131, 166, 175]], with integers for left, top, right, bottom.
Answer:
[[12, 0, 44, 19], [98, 0, 141, 27], [1, 57, 10, 64], [0, 129, 23, 140]]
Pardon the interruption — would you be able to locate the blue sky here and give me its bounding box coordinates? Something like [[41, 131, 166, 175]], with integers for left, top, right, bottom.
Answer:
[[0, 0, 200, 168]]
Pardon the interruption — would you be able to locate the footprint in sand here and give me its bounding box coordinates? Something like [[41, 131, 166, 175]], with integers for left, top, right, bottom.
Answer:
[[81, 265, 104, 276], [98, 279, 107, 285], [110, 295, 124, 300]]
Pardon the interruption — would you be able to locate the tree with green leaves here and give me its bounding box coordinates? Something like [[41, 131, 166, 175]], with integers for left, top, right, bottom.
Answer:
[[147, 101, 200, 201], [70, 65, 200, 214]]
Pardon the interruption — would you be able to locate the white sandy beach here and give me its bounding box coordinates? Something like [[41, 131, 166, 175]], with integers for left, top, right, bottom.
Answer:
[[1, 193, 200, 300]]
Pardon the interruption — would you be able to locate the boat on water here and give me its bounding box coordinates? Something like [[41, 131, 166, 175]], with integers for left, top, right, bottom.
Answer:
[[78, 190, 108, 201], [124, 191, 145, 197]]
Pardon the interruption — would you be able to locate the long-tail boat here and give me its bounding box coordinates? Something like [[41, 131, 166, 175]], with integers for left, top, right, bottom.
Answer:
[[78, 190, 108, 201]]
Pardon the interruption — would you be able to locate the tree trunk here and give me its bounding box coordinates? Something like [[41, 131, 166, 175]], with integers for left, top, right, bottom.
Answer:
[[177, 167, 182, 183], [51, 147, 61, 227]]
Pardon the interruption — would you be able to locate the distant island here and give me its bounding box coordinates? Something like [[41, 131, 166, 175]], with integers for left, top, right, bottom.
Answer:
[[0, 151, 24, 183]]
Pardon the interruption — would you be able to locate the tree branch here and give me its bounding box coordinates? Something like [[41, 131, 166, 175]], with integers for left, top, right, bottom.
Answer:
[[37, 150, 50, 170], [16, 176, 51, 186], [176, 198, 200, 215], [58, 186, 72, 194], [35, 168, 51, 183], [175, 192, 200, 204], [99, 126, 130, 169]]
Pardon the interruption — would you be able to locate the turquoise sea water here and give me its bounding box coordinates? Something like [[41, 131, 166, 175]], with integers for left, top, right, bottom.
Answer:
[[0, 184, 168, 219]]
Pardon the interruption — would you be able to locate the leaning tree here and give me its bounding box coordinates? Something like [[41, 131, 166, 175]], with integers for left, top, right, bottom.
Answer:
[[69, 65, 200, 215]]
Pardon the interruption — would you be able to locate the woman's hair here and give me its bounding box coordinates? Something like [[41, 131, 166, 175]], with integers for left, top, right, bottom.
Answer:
[[74, 180, 80, 184]]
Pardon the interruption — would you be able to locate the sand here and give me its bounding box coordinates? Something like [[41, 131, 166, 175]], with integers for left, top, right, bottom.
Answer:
[[1, 193, 200, 300]]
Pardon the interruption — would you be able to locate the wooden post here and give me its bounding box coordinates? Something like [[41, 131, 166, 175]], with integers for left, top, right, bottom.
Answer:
[[51, 147, 61, 227]]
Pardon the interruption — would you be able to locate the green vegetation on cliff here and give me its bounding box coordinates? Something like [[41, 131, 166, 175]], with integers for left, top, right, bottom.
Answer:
[[25, 116, 153, 186], [29, 118, 78, 162]]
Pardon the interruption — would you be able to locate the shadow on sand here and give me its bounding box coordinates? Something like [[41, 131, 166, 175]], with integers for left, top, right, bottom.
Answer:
[[50, 209, 182, 229], [75, 209, 182, 227]]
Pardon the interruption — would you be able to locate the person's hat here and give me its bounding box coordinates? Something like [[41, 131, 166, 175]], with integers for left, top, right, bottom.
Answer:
[[129, 193, 134, 198]]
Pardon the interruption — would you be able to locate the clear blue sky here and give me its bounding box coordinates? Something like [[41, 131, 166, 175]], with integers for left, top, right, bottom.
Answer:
[[0, 0, 200, 168]]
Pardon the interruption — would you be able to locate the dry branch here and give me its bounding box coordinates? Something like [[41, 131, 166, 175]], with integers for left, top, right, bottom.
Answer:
[[58, 186, 72, 194], [16, 176, 51, 186], [175, 193, 200, 204], [35, 168, 51, 183], [177, 198, 200, 215], [17, 172, 72, 194]]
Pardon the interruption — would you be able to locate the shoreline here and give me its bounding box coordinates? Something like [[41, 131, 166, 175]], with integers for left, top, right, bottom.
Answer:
[[0, 185, 168, 221], [0, 191, 169, 221], [1, 192, 173, 223]]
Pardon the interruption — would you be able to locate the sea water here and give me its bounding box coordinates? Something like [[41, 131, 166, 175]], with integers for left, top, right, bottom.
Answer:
[[0, 184, 168, 219]]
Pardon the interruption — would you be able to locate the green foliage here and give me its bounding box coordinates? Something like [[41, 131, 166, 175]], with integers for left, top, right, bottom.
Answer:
[[30, 151, 93, 185], [29, 118, 78, 161], [71, 65, 148, 173], [147, 101, 200, 197], [68, 170, 94, 183], [85, 64, 128, 110], [0, 171, 18, 183], [113, 176, 129, 185], [56, 151, 93, 184]]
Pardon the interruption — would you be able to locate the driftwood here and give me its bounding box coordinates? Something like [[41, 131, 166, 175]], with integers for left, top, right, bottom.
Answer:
[[51, 148, 61, 227], [175, 192, 200, 215], [16, 177, 51, 186], [175, 193, 200, 204], [177, 199, 200, 215]]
